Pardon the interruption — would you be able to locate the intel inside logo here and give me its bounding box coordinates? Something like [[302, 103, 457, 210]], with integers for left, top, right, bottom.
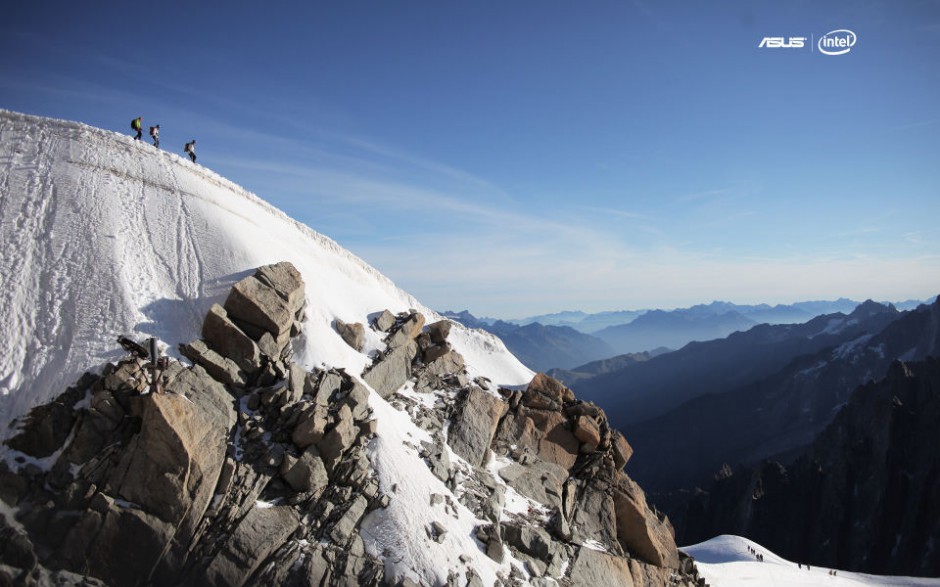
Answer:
[[818, 29, 857, 55]]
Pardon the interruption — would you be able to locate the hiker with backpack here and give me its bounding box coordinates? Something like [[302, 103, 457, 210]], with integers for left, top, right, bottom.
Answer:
[[131, 117, 143, 140], [149, 125, 160, 148], [184, 140, 196, 163]]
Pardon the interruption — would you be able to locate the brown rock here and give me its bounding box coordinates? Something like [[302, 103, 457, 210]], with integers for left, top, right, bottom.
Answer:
[[427, 320, 452, 344], [523, 373, 574, 411], [611, 430, 634, 469], [201, 304, 261, 373], [335, 319, 365, 352], [612, 473, 679, 568], [223, 276, 294, 345], [574, 416, 602, 451], [254, 262, 305, 313]]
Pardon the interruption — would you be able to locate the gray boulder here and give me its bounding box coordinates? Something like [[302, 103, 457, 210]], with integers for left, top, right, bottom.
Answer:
[[387, 313, 425, 349], [224, 276, 294, 347], [426, 320, 452, 345], [569, 548, 636, 587], [335, 319, 365, 352], [363, 340, 417, 399], [202, 304, 261, 373], [373, 309, 396, 332], [202, 505, 300, 587], [254, 261, 305, 312], [181, 340, 247, 389], [330, 495, 369, 546], [447, 387, 507, 467], [281, 446, 329, 494]]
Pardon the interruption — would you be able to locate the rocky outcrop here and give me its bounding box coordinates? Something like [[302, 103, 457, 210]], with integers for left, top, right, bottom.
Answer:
[[0, 262, 384, 587], [182, 263, 307, 392], [681, 358, 940, 577], [1, 282, 698, 587]]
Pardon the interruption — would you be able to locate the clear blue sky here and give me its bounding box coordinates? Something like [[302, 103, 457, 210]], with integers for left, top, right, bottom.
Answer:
[[2, 1, 939, 317]]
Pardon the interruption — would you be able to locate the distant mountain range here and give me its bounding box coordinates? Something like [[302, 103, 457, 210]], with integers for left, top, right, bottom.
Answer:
[[447, 299, 934, 369], [439, 312, 613, 372], [678, 357, 940, 577], [621, 298, 940, 496]]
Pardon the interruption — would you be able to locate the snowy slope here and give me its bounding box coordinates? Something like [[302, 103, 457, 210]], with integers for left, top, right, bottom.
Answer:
[[683, 535, 940, 587], [0, 109, 532, 428]]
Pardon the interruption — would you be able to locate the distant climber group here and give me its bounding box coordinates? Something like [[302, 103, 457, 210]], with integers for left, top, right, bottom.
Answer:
[[131, 116, 197, 164]]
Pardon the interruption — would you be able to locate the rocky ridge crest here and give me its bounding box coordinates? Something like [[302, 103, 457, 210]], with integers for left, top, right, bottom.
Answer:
[[1, 262, 704, 587]]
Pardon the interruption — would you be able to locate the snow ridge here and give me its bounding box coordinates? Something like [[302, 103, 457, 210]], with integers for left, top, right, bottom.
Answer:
[[0, 109, 530, 427]]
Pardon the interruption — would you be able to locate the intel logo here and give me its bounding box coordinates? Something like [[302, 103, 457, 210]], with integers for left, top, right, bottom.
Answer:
[[818, 29, 857, 55]]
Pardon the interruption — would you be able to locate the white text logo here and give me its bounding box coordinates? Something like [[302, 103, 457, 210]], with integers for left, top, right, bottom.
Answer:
[[758, 36, 807, 49], [817, 29, 857, 55]]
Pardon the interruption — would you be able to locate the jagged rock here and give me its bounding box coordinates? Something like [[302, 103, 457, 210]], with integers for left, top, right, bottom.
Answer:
[[316, 370, 345, 405], [522, 373, 575, 411], [320, 405, 359, 471], [305, 547, 333, 585], [203, 505, 300, 587], [254, 261, 305, 312], [291, 405, 330, 449], [574, 415, 602, 451], [422, 342, 451, 364], [503, 523, 555, 561], [497, 460, 567, 512], [331, 495, 369, 546], [571, 483, 619, 550], [415, 350, 467, 393], [181, 339, 248, 388], [612, 473, 679, 568], [387, 312, 425, 349], [287, 363, 306, 403], [73, 503, 173, 587], [373, 309, 396, 332], [106, 367, 235, 526], [224, 275, 295, 347], [448, 387, 508, 467], [569, 547, 636, 586], [611, 430, 634, 469], [427, 320, 452, 345], [504, 407, 580, 470], [363, 340, 417, 398], [421, 438, 452, 483], [5, 383, 84, 458], [341, 380, 371, 422], [336, 318, 365, 352], [281, 445, 329, 494], [202, 303, 262, 373]]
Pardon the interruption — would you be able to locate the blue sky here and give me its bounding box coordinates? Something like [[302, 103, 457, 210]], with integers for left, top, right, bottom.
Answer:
[[2, 1, 939, 317]]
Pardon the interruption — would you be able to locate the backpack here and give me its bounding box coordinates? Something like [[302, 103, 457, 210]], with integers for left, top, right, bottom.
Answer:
[[149, 126, 156, 135], [131, 118, 140, 130]]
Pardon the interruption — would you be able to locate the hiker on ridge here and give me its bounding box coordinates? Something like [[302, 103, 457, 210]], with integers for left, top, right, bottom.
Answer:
[[184, 140, 196, 163], [149, 124, 160, 148], [131, 116, 143, 140]]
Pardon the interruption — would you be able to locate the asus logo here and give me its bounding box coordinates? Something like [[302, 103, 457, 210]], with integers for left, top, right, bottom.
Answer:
[[758, 37, 807, 49]]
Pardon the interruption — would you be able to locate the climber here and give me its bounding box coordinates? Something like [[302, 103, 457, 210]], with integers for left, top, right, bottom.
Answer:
[[149, 124, 160, 148], [131, 116, 143, 140], [184, 140, 196, 163]]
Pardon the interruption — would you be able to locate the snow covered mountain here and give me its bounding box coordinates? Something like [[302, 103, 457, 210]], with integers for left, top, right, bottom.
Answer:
[[2, 111, 935, 587], [0, 111, 695, 586], [0, 109, 529, 428]]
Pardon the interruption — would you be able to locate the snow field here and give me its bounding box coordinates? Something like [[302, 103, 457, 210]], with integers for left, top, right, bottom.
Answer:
[[683, 535, 940, 587]]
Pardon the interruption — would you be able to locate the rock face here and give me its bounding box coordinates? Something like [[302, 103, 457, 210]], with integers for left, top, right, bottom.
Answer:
[[681, 358, 940, 577], [0, 263, 384, 587], [0, 269, 701, 587]]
